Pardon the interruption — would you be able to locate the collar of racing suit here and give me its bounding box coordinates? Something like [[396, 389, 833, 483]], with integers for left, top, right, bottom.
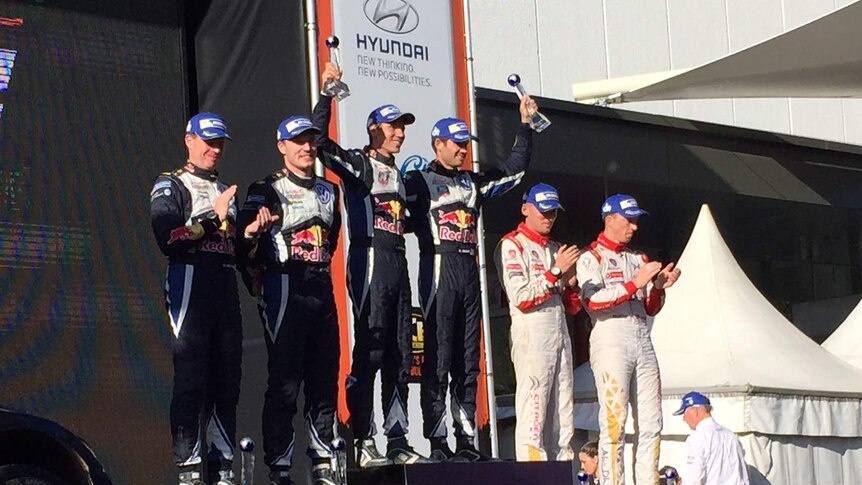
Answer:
[[366, 148, 397, 167], [184, 164, 219, 181], [429, 160, 460, 177], [282, 169, 316, 189], [595, 231, 627, 252], [516, 222, 549, 245]]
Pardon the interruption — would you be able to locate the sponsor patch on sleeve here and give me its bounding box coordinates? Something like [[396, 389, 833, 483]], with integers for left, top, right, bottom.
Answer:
[[152, 180, 172, 193]]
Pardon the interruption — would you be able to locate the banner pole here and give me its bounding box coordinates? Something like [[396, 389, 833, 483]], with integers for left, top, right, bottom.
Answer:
[[462, 0, 499, 458], [304, 0, 323, 177]]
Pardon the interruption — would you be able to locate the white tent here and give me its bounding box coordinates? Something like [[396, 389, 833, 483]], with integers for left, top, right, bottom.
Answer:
[[573, 205, 862, 484], [823, 300, 862, 370], [572, 0, 862, 103]]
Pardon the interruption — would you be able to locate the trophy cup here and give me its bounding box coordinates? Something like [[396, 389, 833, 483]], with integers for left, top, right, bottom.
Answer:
[[323, 36, 350, 101], [577, 471, 589, 485], [239, 437, 255, 485], [507, 73, 551, 132]]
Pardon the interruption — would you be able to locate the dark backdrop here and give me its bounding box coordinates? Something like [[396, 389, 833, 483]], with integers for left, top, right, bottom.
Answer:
[[0, 0, 313, 483], [0, 0, 187, 482]]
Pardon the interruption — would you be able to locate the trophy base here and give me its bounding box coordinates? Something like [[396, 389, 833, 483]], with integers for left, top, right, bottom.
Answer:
[[323, 80, 351, 101], [529, 112, 551, 133]]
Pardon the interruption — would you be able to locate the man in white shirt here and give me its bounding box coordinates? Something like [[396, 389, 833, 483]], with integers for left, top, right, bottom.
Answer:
[[674, 391, 750, 485]]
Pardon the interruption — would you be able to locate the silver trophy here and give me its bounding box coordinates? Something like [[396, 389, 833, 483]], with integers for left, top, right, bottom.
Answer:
[[577, 471, 589, 485], [507, 73, 551, 132], [662, 467, 678, 485], [239, 437, 255, 485], [331, 437, 348, 485], [323, 36, 351, 101]]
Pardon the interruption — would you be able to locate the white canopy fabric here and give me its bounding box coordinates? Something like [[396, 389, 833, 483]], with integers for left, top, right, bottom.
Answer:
[[823, 299, 862, 370], [572, 0, 862, 103], [573, 205, 862, 483]]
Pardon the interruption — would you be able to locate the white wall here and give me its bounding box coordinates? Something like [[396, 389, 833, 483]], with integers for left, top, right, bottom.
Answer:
[[469, 0, 862, 145]]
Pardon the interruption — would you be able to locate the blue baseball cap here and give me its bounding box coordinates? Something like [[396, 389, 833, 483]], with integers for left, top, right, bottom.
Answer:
[[366, 104, 416, 127], [673, 391, 711, 415], [523, 183, 564, 212], [601, 193, 648, 218], [431, 117, 478, 142], [277, 115, 321, 141], [186, 112, 231, 140]]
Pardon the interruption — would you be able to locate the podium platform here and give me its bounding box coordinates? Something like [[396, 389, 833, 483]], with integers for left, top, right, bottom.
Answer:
[[347, 460, 577, 485]]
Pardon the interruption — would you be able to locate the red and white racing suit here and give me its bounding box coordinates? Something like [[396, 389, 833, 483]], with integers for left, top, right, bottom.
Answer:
[[496, 223, 581, 461], [577, 232, 665, 485]]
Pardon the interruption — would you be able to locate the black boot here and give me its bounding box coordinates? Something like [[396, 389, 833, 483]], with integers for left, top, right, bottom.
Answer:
[[455, 437, 498, 462], [311, 459, 338, 485], [386, 437, 433, 464], [178, 467, 206, 485], [428, 438, 468, 463], [268, 467, 293, 485]]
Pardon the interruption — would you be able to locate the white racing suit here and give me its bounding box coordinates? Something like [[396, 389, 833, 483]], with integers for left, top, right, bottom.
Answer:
[[496, 223, 581, 461], [577, 232, 665, 485]]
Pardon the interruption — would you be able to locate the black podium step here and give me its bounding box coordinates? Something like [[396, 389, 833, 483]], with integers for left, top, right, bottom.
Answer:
[[347, 460, 577, 485]]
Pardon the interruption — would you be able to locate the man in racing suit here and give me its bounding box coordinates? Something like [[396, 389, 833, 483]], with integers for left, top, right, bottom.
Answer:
[[236, 116, 341, 485], [150, 112, 241, 485], [312, 63, 429, 466], [576, 194, 681, 485], [403, 95, 536, 462], [495, 183, 581, 462]]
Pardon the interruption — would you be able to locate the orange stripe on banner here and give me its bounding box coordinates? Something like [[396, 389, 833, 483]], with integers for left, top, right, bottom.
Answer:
[[451, 0, 472, 171], [449, 0, 490, 432], [314, 0, 352, 426]]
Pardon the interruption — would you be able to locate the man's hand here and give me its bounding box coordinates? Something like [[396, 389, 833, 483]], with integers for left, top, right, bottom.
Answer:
[[321, 62, 342, 86], [244, 206, 280, 237], [654, 262, 681, 290], [215, 185, 237, 222], [633, 261, 662, 289], [519, 95, 538, 124], [554, 244, 580, 275]]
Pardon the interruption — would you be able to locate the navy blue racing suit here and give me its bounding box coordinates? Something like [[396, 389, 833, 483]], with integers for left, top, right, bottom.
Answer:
[[237, 170, 341, 471], [149, 165, 242, 471], [312, 94, 413, 442], [403, 123, 532, 441]]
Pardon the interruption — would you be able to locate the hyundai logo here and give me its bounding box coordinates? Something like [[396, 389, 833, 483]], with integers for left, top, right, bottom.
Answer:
[[363, 0, 419, 35]]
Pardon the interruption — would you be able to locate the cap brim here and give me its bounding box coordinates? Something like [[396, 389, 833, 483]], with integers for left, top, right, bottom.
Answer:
[[672, 407, 686, 416], [534, 201, 564, 212], [394, 113, 416, 125], [280, 126, 321, 140], [198, 131, 231, 141]]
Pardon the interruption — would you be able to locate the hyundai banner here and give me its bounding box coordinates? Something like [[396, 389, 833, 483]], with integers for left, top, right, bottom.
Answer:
[[331, 0, 459, 176]]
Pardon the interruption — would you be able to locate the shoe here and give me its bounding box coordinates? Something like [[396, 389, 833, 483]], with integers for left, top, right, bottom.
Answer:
[[428, 446, 469, 463], [312, 462, 338, 485], [269, 469, 293, 485], [215, 469, 236, 485], [356, 438, 392, 468], [455, 446, 498, 462], [178, 471, 206, 485], [386, 442, 434, 465]]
